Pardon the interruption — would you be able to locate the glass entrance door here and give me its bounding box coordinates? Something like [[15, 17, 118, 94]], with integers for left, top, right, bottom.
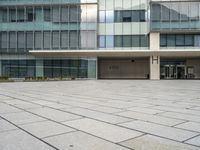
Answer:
[[176, 65, 185, 79]]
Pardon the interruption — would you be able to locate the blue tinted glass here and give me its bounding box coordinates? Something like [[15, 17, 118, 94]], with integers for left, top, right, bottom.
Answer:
[[106, 36, 114, 48], [99, 36, 105, 48], [99, 11, 105, 23], [106, 11, 114, 23]]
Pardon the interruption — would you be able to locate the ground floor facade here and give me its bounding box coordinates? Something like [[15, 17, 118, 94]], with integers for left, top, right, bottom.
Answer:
[[0, 56, 200, 80]]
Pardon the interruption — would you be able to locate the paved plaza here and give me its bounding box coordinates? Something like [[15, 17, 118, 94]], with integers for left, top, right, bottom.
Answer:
[[0, 80, 200, 150]]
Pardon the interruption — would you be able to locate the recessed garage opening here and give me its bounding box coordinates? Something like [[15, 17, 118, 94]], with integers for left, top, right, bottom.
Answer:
[[98, 58, 149, 79]]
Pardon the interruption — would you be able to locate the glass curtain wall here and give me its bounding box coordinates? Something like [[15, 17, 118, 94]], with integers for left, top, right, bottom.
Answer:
[[151, 1, 200, 30]]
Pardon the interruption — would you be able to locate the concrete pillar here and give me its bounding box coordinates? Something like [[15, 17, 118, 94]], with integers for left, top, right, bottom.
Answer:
[[150, 32, 160, 80], [0, 60, 2, 76], [87, 59, 97, 79], [36, 60, 44, 77]]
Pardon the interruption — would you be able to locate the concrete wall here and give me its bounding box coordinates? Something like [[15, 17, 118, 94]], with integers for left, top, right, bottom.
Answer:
[[99, 59, 149, 79]]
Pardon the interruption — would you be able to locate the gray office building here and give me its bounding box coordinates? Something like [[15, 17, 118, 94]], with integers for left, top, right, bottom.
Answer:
[[0, 0, 200, 80]]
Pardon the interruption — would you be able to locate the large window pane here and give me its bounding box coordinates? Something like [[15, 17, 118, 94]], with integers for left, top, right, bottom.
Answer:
[[167, 35, 176, 47], [70, 31, 78, 49], [87, 5, 97, 22], [170, 3, 180, 22], [44, 7, 51, 22], [26, 7, 34, 22], [35, 7, 43, 22], [0, 32, 8, 50], [160, 34, 167, 47], [87, 31, 96, 49], [190, 3, 199, 21], [132, 35, 140, 47], [99, 35, 105, 48], [132, 10, 140, 22], [43, 31, 51, 49], [52, 31, 60, 49], [176, 35, 184, 46], [123, 35, 132, 47], [140, 35, 148, 47], [114, 10, 121, 22], [185, 35, 193, 46], [114, 35, 122, 47], [17, 32, 25, 52], [61, 31, 69, 49], [0, 8, 8, 22], [122, 11, 131, 22], [26, 32, 33, 50], [61, 6, 69, 22], [17, 7, 25, 22], [106, 11, 114, 23], [106, 35, 114, 48], [9, 32, 16, 50], [99, 11, 105, 23], [70, 6, 78, 22], [151, 4, 161, 21], [34, 31, 42, 49], [180, 2, 189, 21], [9, 8, 16, 22], [140, 10, 145, 22], [161, 3, 170, 21], [52, 6, 60, 22]]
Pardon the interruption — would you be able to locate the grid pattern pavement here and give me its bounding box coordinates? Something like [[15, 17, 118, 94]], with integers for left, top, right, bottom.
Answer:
[[0, 80, 200, 150]]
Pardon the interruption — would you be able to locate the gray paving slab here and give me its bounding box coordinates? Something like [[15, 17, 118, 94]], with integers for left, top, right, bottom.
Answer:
[[0, 103, 23, 114], [127, 107, 165, 115], [62, 107, 132, 124], [185, 136, 200, 147], [20, 120, 75, 138], [63, 118, 143, 143], [0, 119, 18, 132], [1, 111, 46, 125], [120, 134, 200, 150], [0, 130, 55, 150], [117, 111, 185, 126], [28, 107, 82, 122], [175, 122, 200, 133], [119, 120, 199, 142], [44, 131, 129, 150]]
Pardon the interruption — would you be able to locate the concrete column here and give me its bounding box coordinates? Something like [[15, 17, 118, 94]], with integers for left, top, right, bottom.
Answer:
[[87, 59, 97, 79], [150, 32, 160, 80], [36, 60, 44, 77], [0, 60, 2, 76]]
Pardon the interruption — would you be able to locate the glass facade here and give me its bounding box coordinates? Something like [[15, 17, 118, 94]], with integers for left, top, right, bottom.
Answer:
[[160, 34, 200, 47], [151, 1, 200, 31]]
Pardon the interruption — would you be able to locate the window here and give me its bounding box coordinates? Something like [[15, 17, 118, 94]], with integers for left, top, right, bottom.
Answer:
[[0, 32, 8, 51], [132, 35, 140, 47], [9, 8, 16, 22], [180, 2, 189, 21], [185, 35, 193, 46], [70, 31, 79, 49], [99, 36, 105, 48], [44, 7, 51, 22], [0, 8, 8, 22], [114, 11, 121, 22], [160, 34, 167, 47], [106, 11, 114, 23], [52, 6, 60, 22], [9, 32, 16, 50], [34, 32, 42, 49], [132, 10, 140, 22], [17, 32, 25, 51], [167, 35, 176, 47], [17, 8, 25, 22], [70, 6, 78, 22], [35, 7, 42, 22], [176, 35, 184, 46], [170, 3, 180, 22], [26, 7, 34, 22], [61, 31, 69, 49], [151, 4, 161, 21], [43, 31, 51, 49], [190, 3, 199, 21], [140, 35, 148, 47], [106, 36, 114, 48], [114, 35, 122, 47], [122, 11, 131, 22], [123, 35, 132, 47], [61, 6, 69, 22], [52, 31, 60, 49], [161, 3, 170, 21], [99, 11, 105, 23], [26, 32, 33, 49]]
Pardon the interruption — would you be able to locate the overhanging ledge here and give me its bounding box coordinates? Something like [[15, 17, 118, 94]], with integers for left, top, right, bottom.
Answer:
[[29, 49, 200, 58]]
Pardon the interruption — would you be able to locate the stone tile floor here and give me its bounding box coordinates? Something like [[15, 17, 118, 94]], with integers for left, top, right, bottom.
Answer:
[[0, 80, 200, 150]]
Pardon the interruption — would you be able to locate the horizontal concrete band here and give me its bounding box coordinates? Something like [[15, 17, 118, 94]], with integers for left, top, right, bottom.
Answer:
[[30, 50, 200, 58]]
